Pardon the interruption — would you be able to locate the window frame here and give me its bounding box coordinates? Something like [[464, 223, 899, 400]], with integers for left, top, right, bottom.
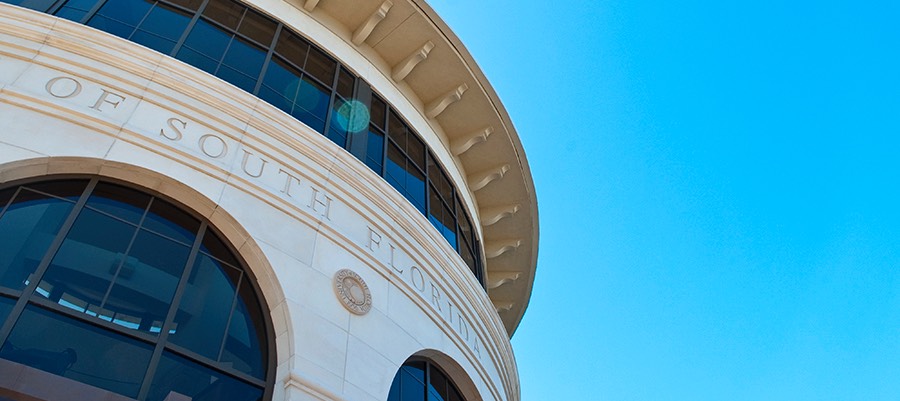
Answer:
[[0, 175, 276, 401]]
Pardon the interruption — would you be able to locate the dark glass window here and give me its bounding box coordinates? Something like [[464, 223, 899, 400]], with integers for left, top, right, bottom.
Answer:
[[366, 129, 385, 173], [0, 185, 82, 291], [1, 0, 485, 286], [1, 305, 155, 397], [388, 360, 466, 401], [148, 351, 263, 401], [5, 0, 56, 12], [55, 0, 94, 21], [0, 296, 13, 325], [0, 179, 271, 400]]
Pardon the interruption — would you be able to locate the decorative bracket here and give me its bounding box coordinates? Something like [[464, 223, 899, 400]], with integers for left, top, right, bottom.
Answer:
[[481, 204, 520, 226], [451, 126, 493, 156], [303, 0, 320, 12], [492, 300, 515, 313], [485, 239, 522, 259], [468, 164, 509, 192], [487, 272, 522, 290], [352, 1, 392, 45], [425, 83, 468, 119], [392, 41, 435, 82]]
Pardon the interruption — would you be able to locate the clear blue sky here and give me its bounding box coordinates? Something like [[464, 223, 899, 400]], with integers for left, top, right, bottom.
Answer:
[[429, 1, 900, 400]]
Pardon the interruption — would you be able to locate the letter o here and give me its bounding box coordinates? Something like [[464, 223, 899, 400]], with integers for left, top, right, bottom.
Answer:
[[198, 134, 228, 159], [410, 266, 426, 293], [45, 76, 82, 99]]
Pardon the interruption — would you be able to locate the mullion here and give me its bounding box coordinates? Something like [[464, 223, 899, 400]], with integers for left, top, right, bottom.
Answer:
[[0, 186, 22, 218], [251, 22, 282, 94], [125, 1, 160, 41], [0, 178, 98, 347], [137, 220, 208, 400], [169, 0, 210, 55], [25, 296, 160, 344], [215, 271, 242, 364], [97, 197, 154, 314], [161, 341, 267, 387]]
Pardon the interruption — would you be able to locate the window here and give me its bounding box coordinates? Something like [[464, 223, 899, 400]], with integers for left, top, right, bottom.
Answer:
[[387, 360, 466, 401], [0, 178, 272, 401], [1, 0, 485, 287]]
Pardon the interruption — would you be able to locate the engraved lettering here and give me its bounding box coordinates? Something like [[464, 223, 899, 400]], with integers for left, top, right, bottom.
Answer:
[[367, 228, 381, 252], [457, 314, 469, 341], [277, 169, 301, 196], [45, 76, 82, 98], [430, 283, 442, 312], [198, 134, 227, 158], [447, 301, 454, 324], [90, 89, 125, 112], [389, 244, 403, 274], [240, 149, 267, 178], [309, 187, 332, 219], [410, 265, 425, 292], [160, 117, 186, 141], [473, 339, 481, 358]]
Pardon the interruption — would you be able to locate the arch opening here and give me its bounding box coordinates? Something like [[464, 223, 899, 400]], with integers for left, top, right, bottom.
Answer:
[[0, 176, 275, 401], [387, 354, 476, 401]]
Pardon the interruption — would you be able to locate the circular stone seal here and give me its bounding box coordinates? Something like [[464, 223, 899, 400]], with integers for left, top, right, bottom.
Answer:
[[333, 269, 372, 315]]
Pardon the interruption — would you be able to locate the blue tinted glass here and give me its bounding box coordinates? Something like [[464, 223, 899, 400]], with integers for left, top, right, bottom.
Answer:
[[217, 66, 257, 93], [406, 171, 426, 212], [258, 86, 293, 114], [182, 20, 231, 59], [147, 352, 263, 401], [54, 0, 94, 21], [140, 3, 191, 40], [295, 78, 329, 116], [403, 361, 426, 383], [0, 296, 13, 325], [327, 126, 347, 148], [88, 14, 136, 39], [63, 0, 97, 11], [401, 368, 425, 401], [176, 46, 219, 74], [0, 191, 74, 291], [36, 208, 137, 312], [96, 0, 152, 26], [102, 229, 190, 333], [130, 30, 177, 53], [366, 130, 384, 173], [262, 58, 302, 101], [56, 7, 89, 22], [221, 278, 266, 379], [0, 305, 154, 398], [85, 182, 150, 225], [387, 372, 401, 401], [291, 107, 325, 133], [222, 37, 265, 77], [169, 252, 239, 360], [142, 199, 199, 246], [7, 0, 55, 12]]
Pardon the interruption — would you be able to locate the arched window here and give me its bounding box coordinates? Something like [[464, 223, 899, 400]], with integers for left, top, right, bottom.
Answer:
[[0, 178, 272, 401], [388, 360, 465, 401]]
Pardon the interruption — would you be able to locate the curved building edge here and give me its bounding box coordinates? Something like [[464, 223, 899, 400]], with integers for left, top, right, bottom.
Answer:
[[0, 3, 528, 400]]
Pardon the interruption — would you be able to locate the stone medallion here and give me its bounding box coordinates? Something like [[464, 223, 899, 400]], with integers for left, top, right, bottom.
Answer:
[[333, 269, 372, 315]]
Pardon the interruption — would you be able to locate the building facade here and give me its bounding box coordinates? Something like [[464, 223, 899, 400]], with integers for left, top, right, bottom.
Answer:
[[0, 1, 538, 400]]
